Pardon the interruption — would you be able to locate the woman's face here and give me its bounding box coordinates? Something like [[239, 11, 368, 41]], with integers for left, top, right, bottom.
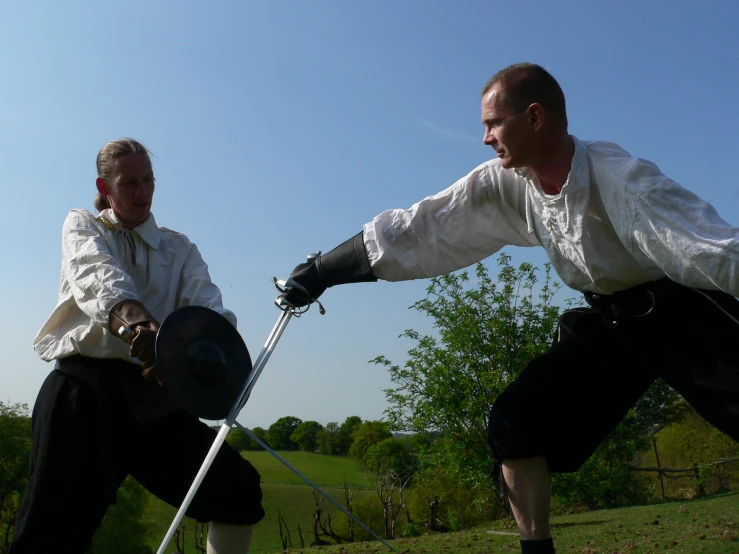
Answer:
[[96, 154, 155, 229]]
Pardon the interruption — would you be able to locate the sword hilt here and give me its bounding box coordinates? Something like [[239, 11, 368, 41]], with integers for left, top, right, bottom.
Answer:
[[118, 325, 135, 343], [272, 251, 326, 315]]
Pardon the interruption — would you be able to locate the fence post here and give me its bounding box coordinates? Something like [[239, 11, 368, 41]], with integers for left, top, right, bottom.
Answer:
[[693, 463, 705, 497], [653, 439, 666, 502]]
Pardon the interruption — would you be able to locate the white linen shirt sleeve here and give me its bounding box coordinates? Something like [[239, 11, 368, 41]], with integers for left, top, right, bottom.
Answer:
[[589, 141, 739, 297], [62, 210, 139, 325], [363, 161, 538, 282], [631, 179, 739, 296], [174, 240, 237, 328]]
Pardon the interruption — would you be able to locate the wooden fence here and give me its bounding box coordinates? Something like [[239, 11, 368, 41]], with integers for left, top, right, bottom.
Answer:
[[629, 447, 739, 502]]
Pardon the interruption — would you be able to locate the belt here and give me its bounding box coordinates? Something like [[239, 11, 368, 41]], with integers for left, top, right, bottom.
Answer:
[[583, 278, 684, 324]]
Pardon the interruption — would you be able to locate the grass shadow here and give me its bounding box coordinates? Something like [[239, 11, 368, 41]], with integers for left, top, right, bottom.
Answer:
[[552, 520, 607, 529]]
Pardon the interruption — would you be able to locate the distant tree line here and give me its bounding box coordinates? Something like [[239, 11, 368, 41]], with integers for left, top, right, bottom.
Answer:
[[225, 414, 406, 458]]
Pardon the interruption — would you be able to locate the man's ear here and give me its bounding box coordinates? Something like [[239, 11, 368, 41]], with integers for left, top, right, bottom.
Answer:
[[528, 103, 545, 131], [96, 177, 110, 195]]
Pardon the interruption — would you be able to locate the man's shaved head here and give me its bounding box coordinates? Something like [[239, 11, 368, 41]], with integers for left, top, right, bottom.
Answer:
[[482, 63, 568, 131]]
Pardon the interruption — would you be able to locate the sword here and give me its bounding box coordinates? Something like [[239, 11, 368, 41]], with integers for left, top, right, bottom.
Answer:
[[155, 254, 393, 553]]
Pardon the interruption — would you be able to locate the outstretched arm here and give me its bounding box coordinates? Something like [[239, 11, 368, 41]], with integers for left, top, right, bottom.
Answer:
[[282, 161, 535, 306], [282, 231, 376, 308], [631, 178, 739, 296]]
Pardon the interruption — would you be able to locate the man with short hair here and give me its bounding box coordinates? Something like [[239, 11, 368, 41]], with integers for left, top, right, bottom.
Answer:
[[280, 62, 739, 554]]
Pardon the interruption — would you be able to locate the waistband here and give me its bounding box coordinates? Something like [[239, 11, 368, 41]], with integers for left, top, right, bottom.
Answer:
[[583, 278, 686, 323], [55, 355, 142, 390], [55, 354, 182, 426]]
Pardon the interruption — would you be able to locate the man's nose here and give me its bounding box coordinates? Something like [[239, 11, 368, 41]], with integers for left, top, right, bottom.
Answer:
[[483, 129, 495, 146]]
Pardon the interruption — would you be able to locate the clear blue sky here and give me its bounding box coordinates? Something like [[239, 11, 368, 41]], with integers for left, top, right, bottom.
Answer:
[[2, 1, 738, 430]]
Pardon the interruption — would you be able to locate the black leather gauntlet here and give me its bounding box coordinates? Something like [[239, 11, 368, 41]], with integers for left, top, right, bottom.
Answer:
[[285, 232, 377, 307]]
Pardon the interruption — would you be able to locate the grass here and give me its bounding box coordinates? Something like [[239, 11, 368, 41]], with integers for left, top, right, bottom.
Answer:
[[425, 494, 737, 554], [292, 493, 738, 554], [143, 450, 738, 554], [243, 450, 375, 489], [143, 450, 376, 553]]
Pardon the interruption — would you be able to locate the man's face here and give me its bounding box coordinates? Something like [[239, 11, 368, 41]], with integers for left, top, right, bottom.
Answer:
[[99, 154, 155, 229], [481, 84, 531, 169]]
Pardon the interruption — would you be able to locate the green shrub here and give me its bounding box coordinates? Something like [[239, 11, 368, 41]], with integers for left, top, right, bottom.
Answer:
[[551, 412, 651, 512], [406, 466, 500, 531], [635, 405, 739, 499], [90, 477, 152, 554], [401, 522, 422, 537]]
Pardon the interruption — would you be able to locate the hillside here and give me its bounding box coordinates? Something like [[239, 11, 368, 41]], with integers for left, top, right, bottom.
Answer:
[[143, 451, 738, 554]]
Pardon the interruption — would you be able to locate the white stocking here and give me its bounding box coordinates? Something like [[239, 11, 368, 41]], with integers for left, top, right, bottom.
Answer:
[[206, 522, 254, 554]]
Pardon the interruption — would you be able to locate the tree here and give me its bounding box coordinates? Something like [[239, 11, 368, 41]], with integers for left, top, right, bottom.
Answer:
[[407, 433, 431, 454], [290, 421, 323, 452], [336, 416, 363, 455], [317, 422, 340, 455], [348, 421, 391, 460], [248, 426, 267, 450], [364, 438, 419, 539], [374, 255, 563, 488], [373, 254, 684, 512], [266, 417, 302, 450], [365, 438, 419, 484], [632, 379, 688, 435], [0, 402, 31, 552], [226, 428, 250, 452]]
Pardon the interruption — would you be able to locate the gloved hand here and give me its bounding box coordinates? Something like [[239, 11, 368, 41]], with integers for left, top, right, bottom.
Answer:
[[283, 258, 327, 308], [109, 299, 163, 385], [280, 232, 377, 309], [129, 321, 161, 383]]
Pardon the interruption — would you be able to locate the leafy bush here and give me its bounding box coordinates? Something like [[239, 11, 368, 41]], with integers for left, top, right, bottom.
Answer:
[[551, 412, 651, 511], [90, 477, 152, 554], [401, 522, 422, 537], [349, 421, 391, 461], [635, 404, 739, 499], [405, 465, 500, 531], [0, 402, 31, 553]]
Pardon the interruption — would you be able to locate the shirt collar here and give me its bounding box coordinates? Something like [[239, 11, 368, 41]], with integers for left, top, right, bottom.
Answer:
[[514, 135, 587, 191], [97, 209, 161, 250], [569, 135, 587, 178]]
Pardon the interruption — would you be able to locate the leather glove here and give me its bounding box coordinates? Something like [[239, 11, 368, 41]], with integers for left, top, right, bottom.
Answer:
[[284, 258, 327, 308], [282, 232, 377, 309], [109, 299, 162, 385]]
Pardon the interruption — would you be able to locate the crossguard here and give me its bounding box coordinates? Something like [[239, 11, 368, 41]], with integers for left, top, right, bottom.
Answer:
[[272, 251, 326, 315]]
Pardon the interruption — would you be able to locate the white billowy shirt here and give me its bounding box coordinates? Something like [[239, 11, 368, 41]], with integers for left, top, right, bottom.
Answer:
[[364, 136, 739, 296], [34, 208, 236, 363]]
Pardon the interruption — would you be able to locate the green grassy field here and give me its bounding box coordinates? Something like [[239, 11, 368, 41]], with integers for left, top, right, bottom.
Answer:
[[144, 451, 738, 554], [299, 494, 738, 554], [243, 450, 376, 489], [144, 450, 377, 553]]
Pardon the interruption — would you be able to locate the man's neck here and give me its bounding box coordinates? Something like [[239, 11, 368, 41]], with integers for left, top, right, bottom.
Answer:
[[531, 135, 575, 195]]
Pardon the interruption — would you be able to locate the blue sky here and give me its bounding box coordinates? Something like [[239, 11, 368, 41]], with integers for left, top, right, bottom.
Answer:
[[2, 1, 738, 430]]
